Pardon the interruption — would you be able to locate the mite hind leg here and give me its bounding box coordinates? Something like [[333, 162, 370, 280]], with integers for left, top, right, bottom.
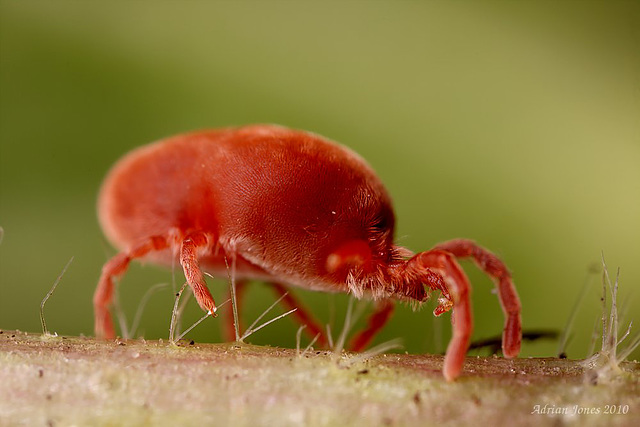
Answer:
[[179, 232, 218, 316], [94, 235, 169, 339]]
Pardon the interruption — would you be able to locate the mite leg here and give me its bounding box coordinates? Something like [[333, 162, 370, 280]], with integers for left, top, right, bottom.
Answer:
[[94, 235, 169, 339], [270, 282, 328, 346], [180, 232, 217, 316], [222, 280, 248, 342], [411, 250, 473, 381], [348, 299, 395, 352], [432, 239, 522, 358]]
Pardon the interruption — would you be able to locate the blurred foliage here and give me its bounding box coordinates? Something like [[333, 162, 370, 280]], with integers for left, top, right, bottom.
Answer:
[[1, 1, 639, 360]]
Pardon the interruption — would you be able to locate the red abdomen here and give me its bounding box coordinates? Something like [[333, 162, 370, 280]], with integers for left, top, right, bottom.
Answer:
[[98, 129, 228, 250], [98, 125, 394, 286]]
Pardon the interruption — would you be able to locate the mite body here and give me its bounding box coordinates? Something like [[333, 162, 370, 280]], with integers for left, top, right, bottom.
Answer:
[[95, 124, 522, 381]]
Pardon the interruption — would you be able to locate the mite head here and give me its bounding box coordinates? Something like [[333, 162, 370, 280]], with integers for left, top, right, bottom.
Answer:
[[320, 188, 399, 284]]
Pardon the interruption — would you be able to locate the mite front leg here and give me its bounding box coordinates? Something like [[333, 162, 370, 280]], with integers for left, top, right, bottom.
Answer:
[[94, 235, 169, 339], [432, 239, 522, 358], [409, 250, 473, 382], [180, 232, 217, 315]]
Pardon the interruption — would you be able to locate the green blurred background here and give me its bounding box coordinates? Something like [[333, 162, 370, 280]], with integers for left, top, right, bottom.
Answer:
[[1, 1, 639, 360]]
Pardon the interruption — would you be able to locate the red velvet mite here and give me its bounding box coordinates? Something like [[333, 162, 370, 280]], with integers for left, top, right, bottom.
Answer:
[[95, 124, 522, 381]]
